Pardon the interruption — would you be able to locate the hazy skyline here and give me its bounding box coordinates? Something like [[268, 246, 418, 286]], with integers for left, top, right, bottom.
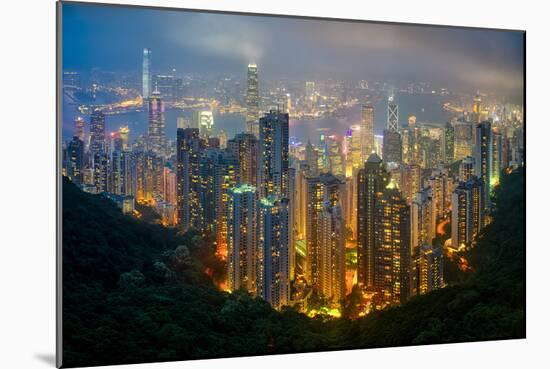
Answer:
[[62, 3, 524, 99]]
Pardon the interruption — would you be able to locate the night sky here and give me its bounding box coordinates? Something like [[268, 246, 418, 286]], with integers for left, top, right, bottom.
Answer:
[[62, 2, 524, 97]]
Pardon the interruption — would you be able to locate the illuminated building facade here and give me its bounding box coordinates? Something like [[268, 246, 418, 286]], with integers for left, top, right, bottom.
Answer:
[[453, 120, 473, 160], [318, 201, 346, 302], [416, 245, 443, 295], [194, 110, 214, 139], [227, 133, 258, 187], [460, 156, 475, 182], [65, 136, 84, 184], [400, 164, 422, 204], [357, 153, 390, 290], [142, 48, 152, 99], [360, 105, 375, 161], [373, 180, 411, 307], [227, 184, 258, 293], [451, 177, 485, 250], [305, 173, 345, 290], [148, 91, 166, 156], [258, 110, 289, 199], [387, 92, 399, 132], [475, 121, 492, 209], [411, 187, 436, 253], [176, 128, 205, 230], [246, 63, 260, 137], [258, 196, 290, 310], [443, 122, 455, 164], [89, 109, 106, 157], [74, 117, 85, 142]]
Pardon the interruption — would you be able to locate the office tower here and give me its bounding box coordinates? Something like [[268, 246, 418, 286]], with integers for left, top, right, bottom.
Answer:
[[227, 184, 258, 293], [472, 92, 482, 124], [387, 91, 399, 131], [374, 179, 411, 307], [118, 126, 130, 151], [193, 110, 214, 139], [460, 156, 475, 182], [65, 136, 84, 183], [176, 128, 205, 231], [345, 125, 362, 177], [93, 152, 110, 193], [227, 133, 259, 187], [325, 135, 345, 178], [475, 121, 492, 208], [451, 177, 485, 249], [246, 63, 260, 137], [305, 173, 345, 290], [148, 91, 166, 156], [153, 74, 176, 101], [163, 166, 177, 205], [142, 48, 152, 99], [491, 130, 503, 187], [74, 117, 85, 142], [357, 153, 390, 290], [305, 140, 319, 176], [258, 196, 290, 310], [400, 164, 422, 204], [443, 122, 455, 164], [453, 120, 473, 160], [411, 187, 436, 252], [318, 201, 346, 302], [89, 109, 106, 157], [199, 149, 239, 241], [382, 129, 402, 164], [218, 129, 228, 149], [360, 105, 375, 161], [258, 110, 289, 199], [288, 167, 296, 281], [110, 149, 124, 195], [416, 245, 443, 295]]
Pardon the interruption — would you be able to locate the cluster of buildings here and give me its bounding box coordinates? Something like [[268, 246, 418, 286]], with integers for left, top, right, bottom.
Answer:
[[62, 51, 525, 314]]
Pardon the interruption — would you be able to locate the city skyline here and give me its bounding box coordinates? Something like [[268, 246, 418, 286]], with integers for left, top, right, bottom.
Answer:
[[62, 2, 524, 99], [59, 2, 525, 366]]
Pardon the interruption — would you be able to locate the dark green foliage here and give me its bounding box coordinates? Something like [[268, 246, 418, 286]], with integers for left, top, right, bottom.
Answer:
[[62, 169, 525, 368]]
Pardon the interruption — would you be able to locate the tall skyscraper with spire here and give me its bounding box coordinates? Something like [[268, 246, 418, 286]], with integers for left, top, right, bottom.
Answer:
[[142, 48, 152, 99], [246, 63, 260, 137], [387, 90, 399, 131]]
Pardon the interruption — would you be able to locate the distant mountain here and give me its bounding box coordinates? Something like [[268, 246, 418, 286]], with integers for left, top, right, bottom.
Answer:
[[61, 169, 525, 368]]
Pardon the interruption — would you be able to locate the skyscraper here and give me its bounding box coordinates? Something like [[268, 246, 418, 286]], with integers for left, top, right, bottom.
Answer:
[[246, 63, 260, 137], [491, 129, 503, 187], [373, 179, 411, 307], [453, 120, 474, 160], [305, 140, 319, 176], [382, 129, 402, 164], [227, 184, 258, 293], [357, 153, 390, 290], [305, 173, 345, 291], [148, 91, 166, 156], [318, 200, 346, 302], [399, 164, 422, 204], [118, 126, 130, 151], [93, 151, 110, 193], [387, 91, 399, 131], [324, 135, 345, 178], [472, 92, 482, 124], [475, 121, 492, 209], [460, 156, 476, 182], [89, 109, 105, 157], [416, 245, 444, 295], [194, 110, 215, 139], [451, 177, 485, 250], [411, 187, 436, 253], [345, 125, 362, 177], [142, 48, 152, 99], [227, 133, 258, 187], [65, 136, 84, 183], [360, 105, 375, 161], [258, 196, 290, 310], [176, 128, 205, 231], [443, 122, 455, 164], [258, 110, 289, 199]]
